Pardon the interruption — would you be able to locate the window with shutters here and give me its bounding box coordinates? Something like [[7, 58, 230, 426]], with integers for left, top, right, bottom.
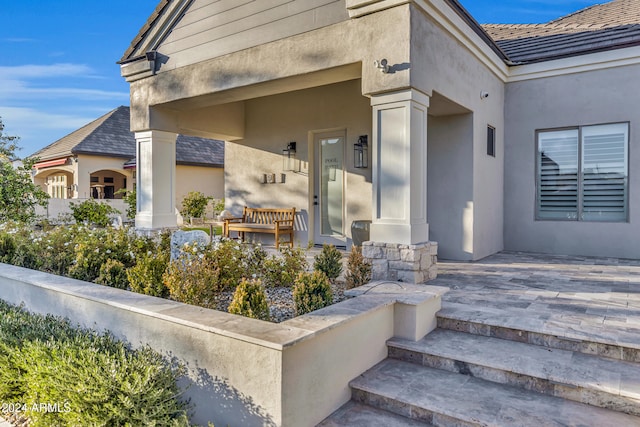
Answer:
[[536, 123, 628, 222]]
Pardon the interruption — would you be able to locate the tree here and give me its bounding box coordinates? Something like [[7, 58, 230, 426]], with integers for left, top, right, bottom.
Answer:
[[0, 117, 49, 222]]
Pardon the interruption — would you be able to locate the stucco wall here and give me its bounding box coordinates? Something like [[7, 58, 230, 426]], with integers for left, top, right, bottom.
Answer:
[[427, 113, 474, 260], [76, 155, 133, 199], [411, 6, 505, 260], [225, 79, 372, 246], [504, 64, 640, 258], [175, 165, 224, 209], [0, 263, 445, 427]]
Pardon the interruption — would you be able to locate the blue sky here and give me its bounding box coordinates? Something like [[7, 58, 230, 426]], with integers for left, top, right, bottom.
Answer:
[[2, 0, 604, 157]]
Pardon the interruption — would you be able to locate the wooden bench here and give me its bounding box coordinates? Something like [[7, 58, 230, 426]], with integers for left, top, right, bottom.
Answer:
[[223, 207, 295, 249]]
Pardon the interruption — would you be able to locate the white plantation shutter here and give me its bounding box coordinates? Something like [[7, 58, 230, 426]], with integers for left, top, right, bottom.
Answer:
[[536, 123, 628, 222], [581, 123, 628, 221], [537, 129, 579, 220]]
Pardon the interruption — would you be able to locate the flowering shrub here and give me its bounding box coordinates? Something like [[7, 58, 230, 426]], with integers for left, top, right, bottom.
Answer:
[[95, 259, 129, 290], [69, 199, 121, 227], [163, 254, 222, 308], [228, 278, 270, 321], [262, 246, 308, 288], [68, 227, 136, 282], [207, 239, 265, 291], [127, 253, 169, 297]]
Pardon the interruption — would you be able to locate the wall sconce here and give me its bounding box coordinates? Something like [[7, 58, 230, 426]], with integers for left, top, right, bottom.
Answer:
[[354, 135, 368, 168], [282, 141, 297, 171]]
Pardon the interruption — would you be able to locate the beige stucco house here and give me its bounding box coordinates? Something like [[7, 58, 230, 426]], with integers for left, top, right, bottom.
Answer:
[[119, 0, 640, 281], [31, 106, 224, 209]]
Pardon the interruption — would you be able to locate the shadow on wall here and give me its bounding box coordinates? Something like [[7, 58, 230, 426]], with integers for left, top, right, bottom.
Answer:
[[174, 358, 276, 427]]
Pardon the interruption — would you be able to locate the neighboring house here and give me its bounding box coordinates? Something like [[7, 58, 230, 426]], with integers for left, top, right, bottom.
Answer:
[[118, 0, 640, 277], [31, 106, 224, 206]]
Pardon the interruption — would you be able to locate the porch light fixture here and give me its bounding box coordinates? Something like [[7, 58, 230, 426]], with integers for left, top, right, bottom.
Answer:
[[282, 141, 297, 171], [354, 135, 368, 169]]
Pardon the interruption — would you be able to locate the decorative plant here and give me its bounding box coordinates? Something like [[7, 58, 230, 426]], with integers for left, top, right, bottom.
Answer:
[[115, 188, 136, 219], [293, 271, 333, 315], [212, 198, 225, 217], [69, 199, 120, 227], [0, 301, 189, 426], [228, 278, 271, 321], [262, 246, 308, 288], [163, 254, 222, 309], [313, 244, 343, 282], [180, 191, 211, 220], [127, 252, 169, 297], [344, 245, 372, 289], [95, 259, 129, 290]]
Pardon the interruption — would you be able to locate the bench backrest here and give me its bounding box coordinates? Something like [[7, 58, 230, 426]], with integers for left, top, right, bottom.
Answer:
[[242, 207, 296, 225]]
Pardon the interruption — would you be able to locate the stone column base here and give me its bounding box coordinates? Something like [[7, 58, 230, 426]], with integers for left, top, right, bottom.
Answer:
[[362, 241, 438, 283]]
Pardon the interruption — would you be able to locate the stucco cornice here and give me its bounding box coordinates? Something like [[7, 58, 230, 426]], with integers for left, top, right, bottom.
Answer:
[[507, 45, 640, 82]]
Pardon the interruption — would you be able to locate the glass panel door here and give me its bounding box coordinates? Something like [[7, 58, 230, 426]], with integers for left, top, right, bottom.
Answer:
[[314, 132, 345, 245]]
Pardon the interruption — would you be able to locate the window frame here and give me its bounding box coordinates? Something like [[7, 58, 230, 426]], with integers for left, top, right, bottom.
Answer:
[[535, 122, 630, 223]]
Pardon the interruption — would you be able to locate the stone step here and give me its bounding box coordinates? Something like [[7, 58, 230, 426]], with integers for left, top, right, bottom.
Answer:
[[437, 302, 640, 362], [388, 328, 640, 416], [317, 401, 432, 427], [350, 358, 640, 427]]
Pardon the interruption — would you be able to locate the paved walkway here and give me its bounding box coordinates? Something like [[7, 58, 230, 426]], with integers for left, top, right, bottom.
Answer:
[[430, 251, 640, 352]]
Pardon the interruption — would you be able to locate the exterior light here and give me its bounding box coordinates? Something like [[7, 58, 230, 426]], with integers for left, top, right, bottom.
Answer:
[[354, 135, 368, 168], [282, 141, 296, 171]]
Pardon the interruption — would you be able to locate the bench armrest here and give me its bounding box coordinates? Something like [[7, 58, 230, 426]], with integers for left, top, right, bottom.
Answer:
[[223, 217, 244, 223]]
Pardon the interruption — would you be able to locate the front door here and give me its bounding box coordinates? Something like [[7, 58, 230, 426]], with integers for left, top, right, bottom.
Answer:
[[313, 131, 346, 247]]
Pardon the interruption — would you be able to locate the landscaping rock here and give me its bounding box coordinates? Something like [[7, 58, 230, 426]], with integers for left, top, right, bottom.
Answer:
[[170, 230, 210, 261]]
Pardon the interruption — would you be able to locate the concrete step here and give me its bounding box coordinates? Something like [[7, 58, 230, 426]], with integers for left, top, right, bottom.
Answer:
[[350, 358, 640, 427], [388, 328, 640, 416], [317, 401, 432, 427], [438, 302, 640, 362]]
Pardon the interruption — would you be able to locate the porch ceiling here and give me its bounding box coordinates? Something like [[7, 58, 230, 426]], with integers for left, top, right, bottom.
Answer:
[[428, 92, 471, 117]]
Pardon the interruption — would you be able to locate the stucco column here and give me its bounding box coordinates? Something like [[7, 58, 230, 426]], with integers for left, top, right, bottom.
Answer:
[[370, 89, 430, 244], [135, 130, 178, 229], [365, 89, 437, 283]]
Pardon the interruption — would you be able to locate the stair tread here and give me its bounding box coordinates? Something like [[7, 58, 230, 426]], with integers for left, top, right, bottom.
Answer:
[[351, 359, 640, 427], [388, 329, 640, 399], [439, 301, 640, 351], [317, 401, 432, 427]]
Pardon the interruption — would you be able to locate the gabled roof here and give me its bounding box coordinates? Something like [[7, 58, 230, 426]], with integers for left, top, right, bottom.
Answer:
[[483, 0, 640, 64], [31, 106, 224, 168]]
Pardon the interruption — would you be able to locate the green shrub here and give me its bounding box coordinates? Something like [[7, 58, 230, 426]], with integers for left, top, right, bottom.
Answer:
[[228, 278, 270, 321], [313, 244, 343, 281], [206, 239, 264, 291], [293, 271, 333, 315], [0, 301, 189, 426], [262, 246, 308, 288], [95, 259, 129, 290], [212, 198, 225, 217], [69, 199, 120, 227], [115, 188, 136, 219], [181, 191, 211, 219], [68, 228, 129, 282], [163, 255, 222, 308], [344, 245, 372, 289], [12, 239, 42, 271], [0, 231, 16, 263], [37, 225, 79, 276], [127, 253, 169, 297]]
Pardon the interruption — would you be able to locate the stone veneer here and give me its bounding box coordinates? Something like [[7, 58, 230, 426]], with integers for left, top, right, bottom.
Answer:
[[362, 241, 438, 283]]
